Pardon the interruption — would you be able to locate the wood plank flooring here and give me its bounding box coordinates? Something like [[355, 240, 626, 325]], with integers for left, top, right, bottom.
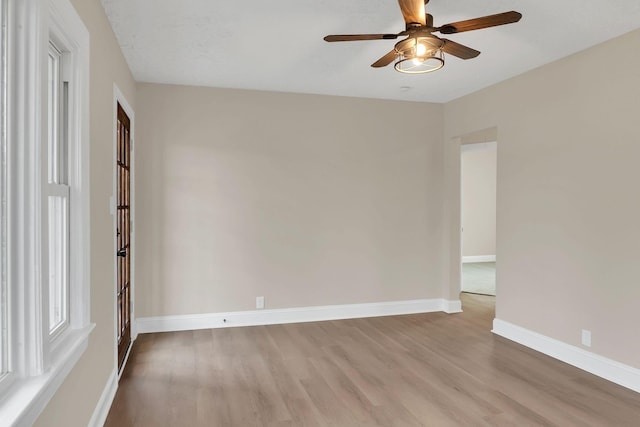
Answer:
[[105, 294, 640, 426]]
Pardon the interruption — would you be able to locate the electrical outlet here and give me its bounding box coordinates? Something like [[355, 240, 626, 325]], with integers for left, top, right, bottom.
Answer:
[[581, 329, 591, 347], [256, 296, 265, 309]]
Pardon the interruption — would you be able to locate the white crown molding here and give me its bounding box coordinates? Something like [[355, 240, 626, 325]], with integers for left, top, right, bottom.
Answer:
[[137, 298, 461, 334], [462, 255, 496, 263], [87, 369, 118, 427], [493, 318, 640, 394]]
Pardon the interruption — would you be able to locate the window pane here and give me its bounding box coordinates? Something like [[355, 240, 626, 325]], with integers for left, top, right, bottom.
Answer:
[[60, 80, 68, 184], [48, 195, 68, 333], [47, 46, 60, 184]]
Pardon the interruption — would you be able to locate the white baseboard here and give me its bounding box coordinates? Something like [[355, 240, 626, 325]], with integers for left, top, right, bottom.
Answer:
[[442, 300, 463, 313], [462, 255, 496, 263], [137, 298, 461, 334], [492, 319, 640, 394], [88, 368, 118, 427]]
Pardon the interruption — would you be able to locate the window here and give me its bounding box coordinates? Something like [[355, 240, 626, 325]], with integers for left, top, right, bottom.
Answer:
[[0, 0, 93, 424], [47, 41, 71, 339]]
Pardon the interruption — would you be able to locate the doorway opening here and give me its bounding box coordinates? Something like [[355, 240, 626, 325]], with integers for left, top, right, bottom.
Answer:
[[461, 141, 496, 296]]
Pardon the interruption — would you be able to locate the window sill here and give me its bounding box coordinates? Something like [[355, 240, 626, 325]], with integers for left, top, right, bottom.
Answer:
[[0, 323, 95, 427]]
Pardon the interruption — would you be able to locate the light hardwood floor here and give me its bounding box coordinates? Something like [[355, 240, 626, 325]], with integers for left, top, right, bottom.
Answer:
[[105, 294, 640, 426]]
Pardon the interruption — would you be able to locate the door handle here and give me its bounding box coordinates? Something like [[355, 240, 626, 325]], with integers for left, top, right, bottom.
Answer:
[[117, 249, 127, 257]]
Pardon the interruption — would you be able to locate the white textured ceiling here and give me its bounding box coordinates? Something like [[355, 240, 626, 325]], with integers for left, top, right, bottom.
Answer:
[[101, 0, 640, 103]]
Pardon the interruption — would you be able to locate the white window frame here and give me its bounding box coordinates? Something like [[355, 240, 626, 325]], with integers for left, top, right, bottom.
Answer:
[[0, 0, 9, 390], [0, 0, 93, 425]]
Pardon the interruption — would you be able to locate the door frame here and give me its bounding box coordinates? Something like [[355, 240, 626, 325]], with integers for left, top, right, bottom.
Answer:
[[112, 84, 136, 377], [444, 127, 497, 310]]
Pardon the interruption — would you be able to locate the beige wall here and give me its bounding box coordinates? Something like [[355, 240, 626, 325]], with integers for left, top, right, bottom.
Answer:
[[135, 84, 445, 317], [33, 6, 640, 423], [444, 29, 640, 369], [461, 144, 497, 258], [34, 0, 136, 426]]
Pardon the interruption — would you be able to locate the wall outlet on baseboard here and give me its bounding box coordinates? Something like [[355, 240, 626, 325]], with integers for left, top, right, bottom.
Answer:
[[256, 296, 265, 309], [581, 329, 591, 347]]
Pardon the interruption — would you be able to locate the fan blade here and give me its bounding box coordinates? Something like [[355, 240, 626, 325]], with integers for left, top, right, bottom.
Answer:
[[397, 0, 426, 26], [438, 11, 522, 34], [324, 34, 399, 42], [371, 50, 398, 68], [441, 39, 480, 60]]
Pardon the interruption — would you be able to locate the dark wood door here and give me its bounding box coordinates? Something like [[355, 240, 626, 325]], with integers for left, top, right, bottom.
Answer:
[[116, 103, 131, 370]]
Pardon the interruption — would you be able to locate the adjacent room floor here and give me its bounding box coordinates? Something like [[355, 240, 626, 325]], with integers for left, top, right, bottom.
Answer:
[[462, 262, 496, 296], [105, 294, 640, 426]]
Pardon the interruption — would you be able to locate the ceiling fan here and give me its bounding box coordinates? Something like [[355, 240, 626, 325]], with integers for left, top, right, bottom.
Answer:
[[323, 0, 522, 74]]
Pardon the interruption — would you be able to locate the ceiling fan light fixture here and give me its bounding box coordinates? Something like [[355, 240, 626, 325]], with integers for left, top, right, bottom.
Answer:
[[394, 37, 445, 74]]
